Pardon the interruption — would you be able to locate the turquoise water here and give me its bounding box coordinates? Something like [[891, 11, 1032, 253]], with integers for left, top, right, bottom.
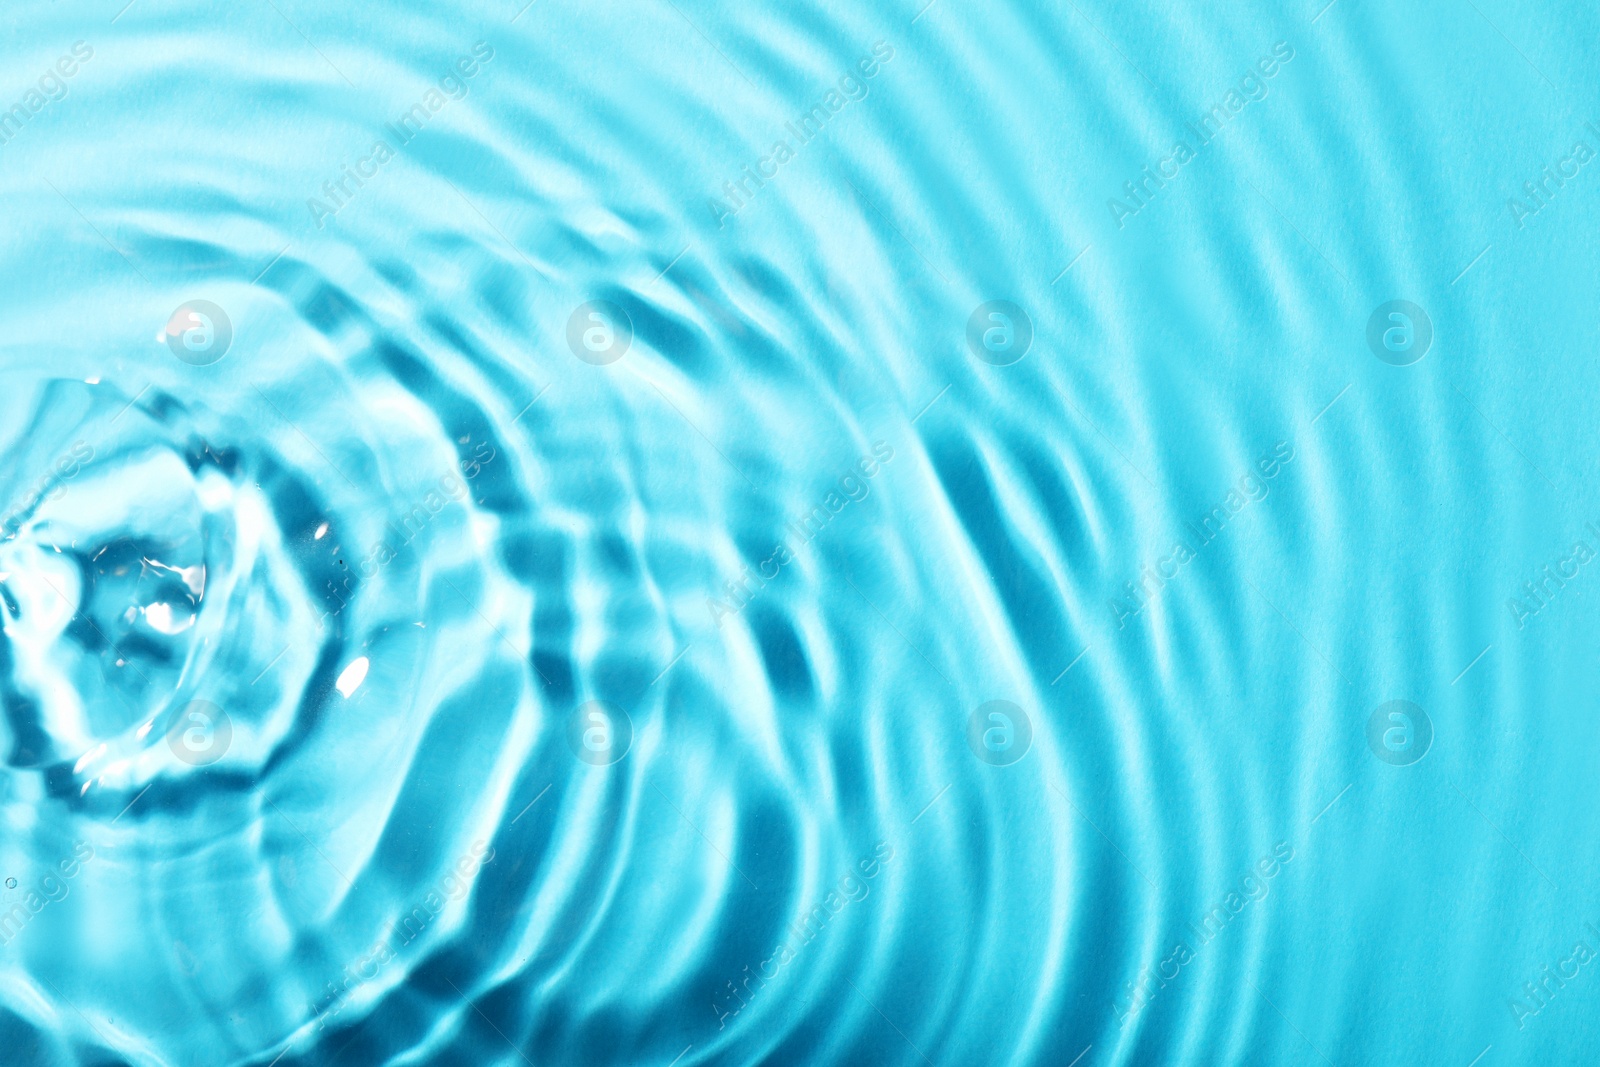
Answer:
[[2, 0, 1599, 1064]]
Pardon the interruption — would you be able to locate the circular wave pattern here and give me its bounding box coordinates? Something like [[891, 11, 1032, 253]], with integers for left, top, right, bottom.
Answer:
[[3, 0, 1594, 1065]]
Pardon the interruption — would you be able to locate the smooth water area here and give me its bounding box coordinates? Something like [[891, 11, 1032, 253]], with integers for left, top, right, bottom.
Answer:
[[2, 0, 1599, 1064]]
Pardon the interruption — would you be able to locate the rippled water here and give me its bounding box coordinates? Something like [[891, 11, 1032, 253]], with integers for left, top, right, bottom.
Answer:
[[3, 0, 1600, 1064]]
